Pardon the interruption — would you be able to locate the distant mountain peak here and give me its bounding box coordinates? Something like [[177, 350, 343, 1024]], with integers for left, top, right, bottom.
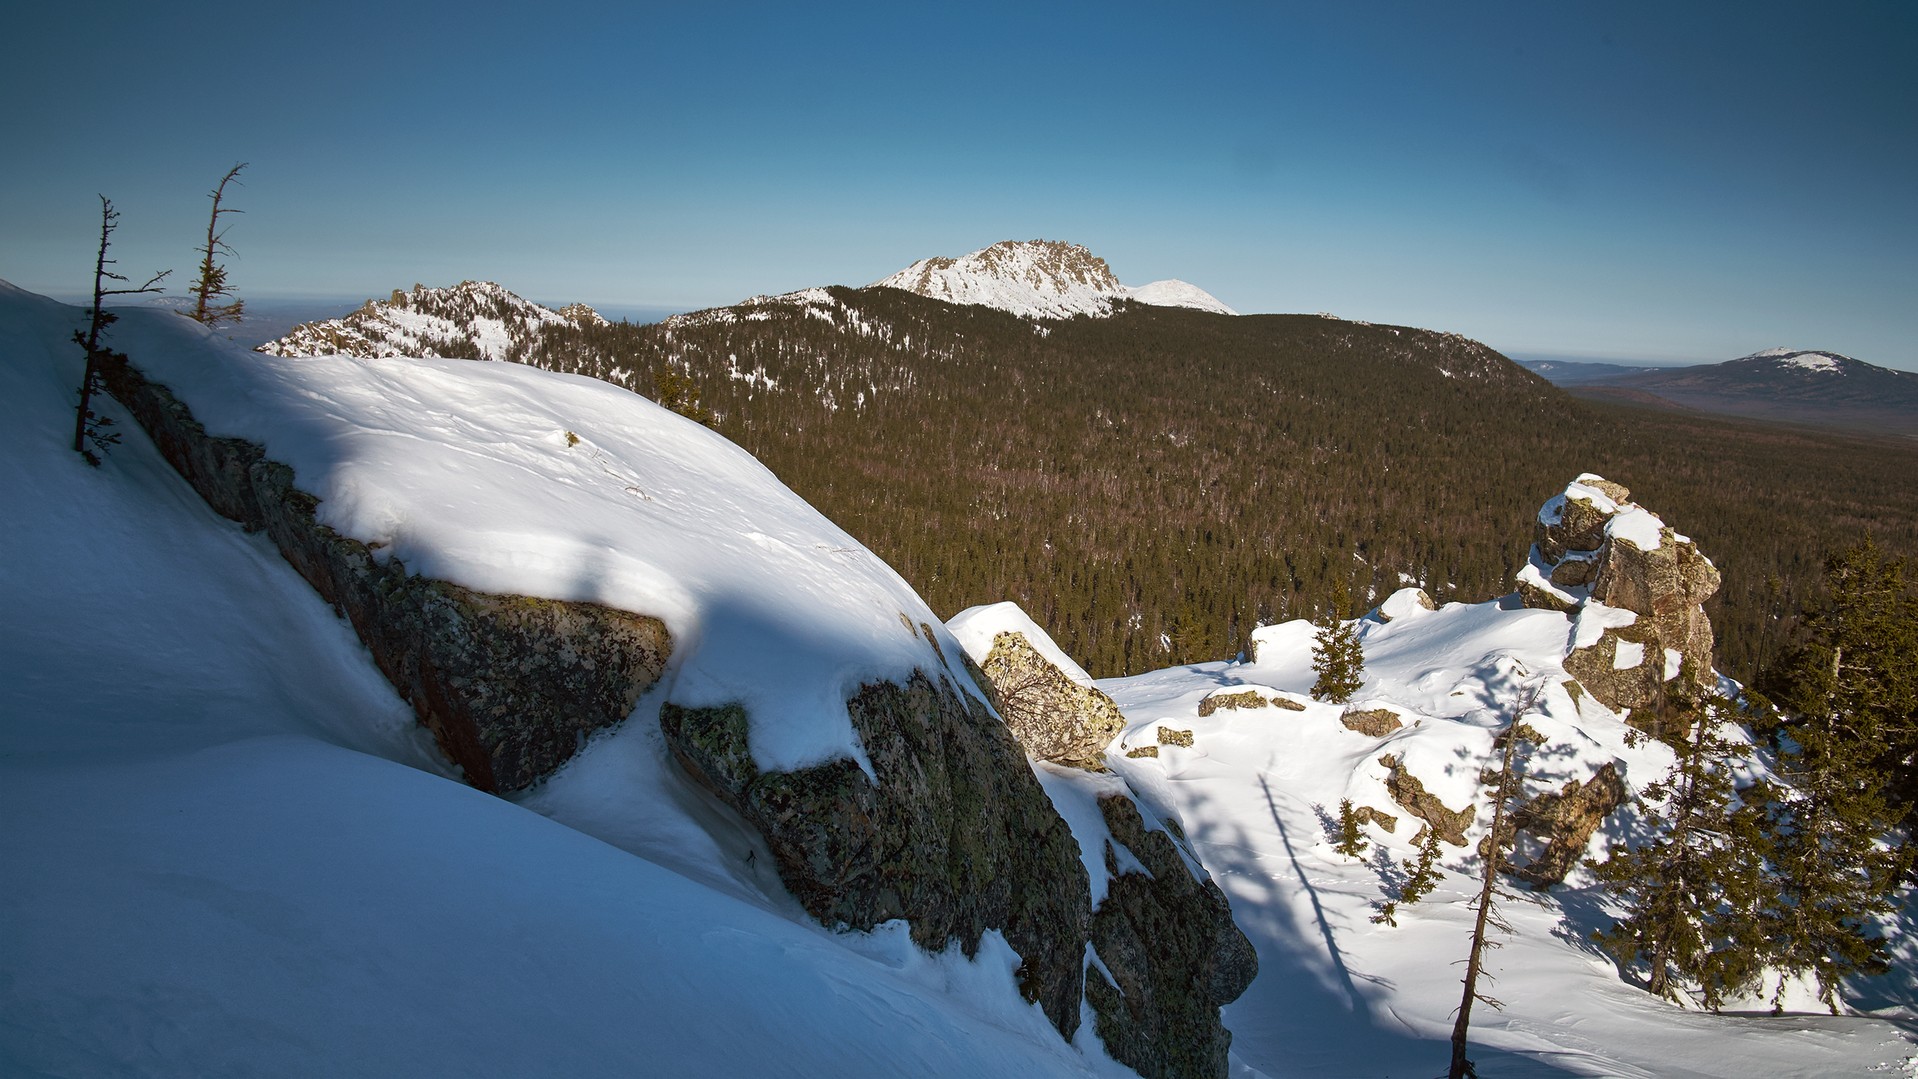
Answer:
[[260, 281, 602, 362], [871, 239, 1235, 319], [1736, 348, 1854, 375]]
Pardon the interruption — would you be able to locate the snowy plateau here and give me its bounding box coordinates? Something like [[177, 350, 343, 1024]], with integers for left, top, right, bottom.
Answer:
[[5, 279, 1917, 1078]]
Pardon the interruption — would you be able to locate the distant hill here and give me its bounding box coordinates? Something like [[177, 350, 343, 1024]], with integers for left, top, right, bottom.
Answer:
[[260, 280, 604, 363], [1516, 357, 1659, 385], [265, 271, 1918, 682], [1576, 349, 1918, 436]]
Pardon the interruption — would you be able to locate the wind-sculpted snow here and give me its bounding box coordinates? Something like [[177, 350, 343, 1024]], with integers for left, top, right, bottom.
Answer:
[[117, 297, 974, 778]]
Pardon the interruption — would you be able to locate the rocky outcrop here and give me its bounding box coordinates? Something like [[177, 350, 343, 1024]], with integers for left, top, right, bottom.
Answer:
[[1158, 727, 1195, 748], [1518, 475, 1720, 717], [1352, 805, 1399, 833], [98, 356, 670, 793], [1198, 688, 1305, 716], [1380, 754, 1474, 846], [661, 671, 1092, 1036], [1086, 793, 1258, 1079], [1508, 763, 1628, 888], [968, 628, 1127, 769], [1340, 707, 1404, 738]]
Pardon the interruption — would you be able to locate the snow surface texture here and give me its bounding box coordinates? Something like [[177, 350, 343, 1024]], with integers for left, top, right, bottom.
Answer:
[[128, 303, 981, 777], [0, 282, 1141, 1078], [1104, 599, 1918, 1077], [7, 279, 1915, 1077], [871, 239, 1237, 319]]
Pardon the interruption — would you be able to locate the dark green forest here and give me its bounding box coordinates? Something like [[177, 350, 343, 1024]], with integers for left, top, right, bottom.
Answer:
[[519, 288, 1918, 681]]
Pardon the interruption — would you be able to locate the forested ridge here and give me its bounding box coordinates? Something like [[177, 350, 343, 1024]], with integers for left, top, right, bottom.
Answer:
[[518, 287, 1918, 680]]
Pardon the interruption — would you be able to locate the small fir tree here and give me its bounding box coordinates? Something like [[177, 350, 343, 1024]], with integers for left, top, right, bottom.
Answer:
[[72, 196, 169, 465], [188, 163, 247, 326], [1590, 695, 1768, 1008], [1312, 577, 1365, 703], [1373, 824, 1446, 927], [653, 366, 715, 426], [1333, 799, 1368, 859]]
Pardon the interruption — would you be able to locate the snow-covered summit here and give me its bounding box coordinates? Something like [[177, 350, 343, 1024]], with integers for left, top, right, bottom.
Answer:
[[871, 239, 1236, 319], [1739, 348, 1854, 375], [260, 280, 602, 362]]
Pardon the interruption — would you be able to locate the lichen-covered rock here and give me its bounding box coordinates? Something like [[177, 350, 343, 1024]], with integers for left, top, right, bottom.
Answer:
[[975, 629, 1128, 768], [99, 355, 670, 792], [659, 671, 1091, 1037], [1517, 474, 1721, 717], [1126, 745, 1161, 759], [1340, 707, 1404, 738], [1158, 727, 1195, 748], [1379, 754, 1474, 846], [1353, 805, 1399, 833], [1508, 763, 1628, 887], [1086, 793, 1257, 1079], [1198, 689, 1267, 717]]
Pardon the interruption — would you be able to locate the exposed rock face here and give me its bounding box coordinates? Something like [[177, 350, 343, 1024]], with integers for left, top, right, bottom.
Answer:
[[1353, 805, 1399, 833], [1086, 793, 1258, 1079], [99, 356, 670, 792], [970, 629, 1127, 769], [659, 672, 1092, 1038], [1508, 763, 1628, 888], [1340, 707, 1404, 738], [1380, 754, 1474, 846], [1518, 475, 1721, 716]]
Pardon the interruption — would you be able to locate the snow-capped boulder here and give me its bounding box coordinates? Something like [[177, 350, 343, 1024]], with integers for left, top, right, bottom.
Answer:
[[98, 356, 672, 792], [1340, 706, 1405, 738], [948, 602, 1127, 769], [1373, 586, 1437, 623], [1519, 475, 1721, 719]]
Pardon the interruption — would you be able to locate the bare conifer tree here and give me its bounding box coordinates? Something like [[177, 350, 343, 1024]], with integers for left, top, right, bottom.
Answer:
[[1449, 683, 1541, 1079], [189, 162, 247, 325], [72, 196, 169, 465]]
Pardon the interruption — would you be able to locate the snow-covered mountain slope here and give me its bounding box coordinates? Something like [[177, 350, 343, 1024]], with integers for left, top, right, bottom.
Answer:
[[0, 283, 1132, 1078], [870, 239, 1236, 318], [1083, 591, 1918, 1077], [259, 279, 603, 362]]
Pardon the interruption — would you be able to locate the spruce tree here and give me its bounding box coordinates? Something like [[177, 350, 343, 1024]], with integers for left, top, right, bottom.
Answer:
[[188, 163, 247, 326], [1312, 577, 1365, 703], [1332, 799, 1368, 859], [1373, 824, 1446, 927], [1590, 695, 1768, 1008]]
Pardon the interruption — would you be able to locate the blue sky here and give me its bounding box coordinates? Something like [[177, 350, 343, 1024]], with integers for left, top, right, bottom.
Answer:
[[5, 2, 1914, 368]]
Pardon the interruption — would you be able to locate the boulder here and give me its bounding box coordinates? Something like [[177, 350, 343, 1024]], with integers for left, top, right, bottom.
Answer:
[[1375, 587, 1437, 623], [948, 605, 1128, 769], [1507, 763, 1629, 888], [661, 672, 1092, 1037], [1085, 793, 1258, 1079], [1158, 727, 1195, 748], [1379, 754, 1474, 846], [1352, 805, 1399, 833], [1340, 707, 1404, 738], [1517, 474, 1720, 716], [99, 356, 670, 793], [1197, 689, 1267, 717]]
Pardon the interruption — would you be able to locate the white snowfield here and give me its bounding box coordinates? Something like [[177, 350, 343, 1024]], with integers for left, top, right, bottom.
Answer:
[[871, 239, 1238, 319], [1100, 589, 1918, 1077], [2, 279, 1913, 1078], [1746, 347, 1849, 374]]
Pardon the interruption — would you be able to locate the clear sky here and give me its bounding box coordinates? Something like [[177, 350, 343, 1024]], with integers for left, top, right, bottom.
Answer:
[[5, 2, 1914, 368]]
